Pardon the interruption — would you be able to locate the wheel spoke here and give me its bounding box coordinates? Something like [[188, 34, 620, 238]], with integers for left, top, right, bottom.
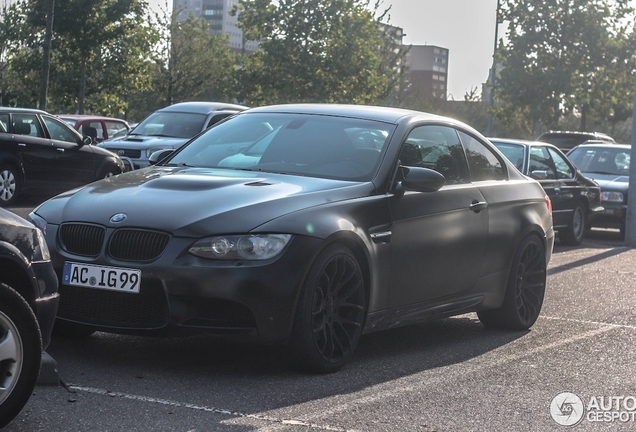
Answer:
[[0, 330, 19, 362]]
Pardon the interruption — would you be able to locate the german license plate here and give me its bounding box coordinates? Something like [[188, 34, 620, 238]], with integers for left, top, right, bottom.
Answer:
[[63, 262, 141, 293]]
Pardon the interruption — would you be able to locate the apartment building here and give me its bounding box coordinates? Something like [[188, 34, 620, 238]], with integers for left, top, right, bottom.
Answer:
[[406, 45, 449, 99], [173, 0, 258, 53]]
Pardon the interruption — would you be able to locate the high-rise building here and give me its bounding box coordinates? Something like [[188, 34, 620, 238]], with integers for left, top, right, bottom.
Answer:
[[406, 45, 449, 100], [173, 0, 258, 53]]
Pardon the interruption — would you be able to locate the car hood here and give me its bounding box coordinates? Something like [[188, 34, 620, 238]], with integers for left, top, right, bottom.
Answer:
[[99, 135, 189, 150], [33, 167, 373, 237], [582, 172, 629, 191]]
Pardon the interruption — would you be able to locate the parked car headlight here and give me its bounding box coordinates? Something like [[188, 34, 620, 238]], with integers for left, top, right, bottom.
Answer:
[[146, 146, 174, 158], [28, 212, 47, 234], [600, 191, 624, 202], [189, 234, 292, 260]]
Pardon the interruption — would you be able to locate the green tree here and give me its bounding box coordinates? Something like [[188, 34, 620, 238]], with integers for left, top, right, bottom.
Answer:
[[235, 0, 405, 105], [496, 0, 635, 135]]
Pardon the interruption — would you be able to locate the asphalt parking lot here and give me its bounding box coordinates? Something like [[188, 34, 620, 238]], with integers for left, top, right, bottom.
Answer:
[[5, 198, 636, 431]]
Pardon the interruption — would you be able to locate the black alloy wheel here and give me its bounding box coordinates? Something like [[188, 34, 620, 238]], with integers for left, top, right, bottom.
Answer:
[[478, 235, 547, 330], [290, 244, 366, 373]]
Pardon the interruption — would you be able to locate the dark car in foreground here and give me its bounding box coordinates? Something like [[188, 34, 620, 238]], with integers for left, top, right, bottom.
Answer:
[[567, 143, 630, 237], [98, 101, 248, 170], [490, 138, 602, 246], [0, 208, 59, 427], [31, 104, 554, 373], [0, 107, 126, 206], [536, 130, 615, 152]]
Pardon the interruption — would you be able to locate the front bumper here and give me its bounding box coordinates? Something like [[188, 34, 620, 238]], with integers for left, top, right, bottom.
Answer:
[[49, 232, 322, 344]]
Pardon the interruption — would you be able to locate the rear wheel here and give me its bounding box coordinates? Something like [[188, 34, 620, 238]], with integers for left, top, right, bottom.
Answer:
[[559, 204, 585, 246], [289, 244, 366, 373], [478, 235, 547, 330], [0, 283, 42, 428], [0, 164, 20, 206]]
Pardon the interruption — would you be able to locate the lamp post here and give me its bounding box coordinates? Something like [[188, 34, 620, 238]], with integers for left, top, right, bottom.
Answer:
[[485, 0, 501, 137], [625, 56, 636, 246]]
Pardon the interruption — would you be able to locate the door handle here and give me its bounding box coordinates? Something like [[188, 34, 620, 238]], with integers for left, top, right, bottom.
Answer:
[[56, 148, 65, 152], [469, 201, 488, 213]]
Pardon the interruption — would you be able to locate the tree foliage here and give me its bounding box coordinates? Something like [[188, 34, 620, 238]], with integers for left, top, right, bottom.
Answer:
[[495, 0, 635, 136], [234, 0, 407, 106]]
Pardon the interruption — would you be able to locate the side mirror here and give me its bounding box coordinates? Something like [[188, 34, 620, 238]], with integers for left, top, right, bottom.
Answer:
[[80, 135, 92, 146], [399, 166, 446, 193], [149, 149, 174, 165], [530, 170, 548, 180]]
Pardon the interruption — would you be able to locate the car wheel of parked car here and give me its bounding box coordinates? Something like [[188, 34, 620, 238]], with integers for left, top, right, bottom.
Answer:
[[290, 244, 366, 373], [478, 235, 547, 330], [0, 164, 21, 206], [0, 283, 43, 428], [559, 204, 585, 246], [52, 320, 96, 338]]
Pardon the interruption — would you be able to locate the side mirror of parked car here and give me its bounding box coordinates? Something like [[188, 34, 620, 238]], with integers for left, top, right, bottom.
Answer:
[[80, 135, 93, 147], [399, 166, 446, 193], [149, 149, 175, 165], [530, 170, 548, 180]]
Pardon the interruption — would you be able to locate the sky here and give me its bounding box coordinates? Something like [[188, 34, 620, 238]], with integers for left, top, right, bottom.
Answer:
[[150, 0, 501, 99]]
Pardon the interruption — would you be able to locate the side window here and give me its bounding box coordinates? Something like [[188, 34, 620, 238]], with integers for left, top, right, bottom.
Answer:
[[547, 148, 574, 179], [105, 121, 127, 138], [529, 146, 557, 179], [399, 125, 469, 185], [459, 131, 505, 181], [82, 122, 104, 142], [42, 116, 81, 143], [0, 114, 9, 132], [12, 114, 44, 137]]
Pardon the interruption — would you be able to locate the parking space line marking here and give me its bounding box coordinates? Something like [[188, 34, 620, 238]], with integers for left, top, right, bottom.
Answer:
[[540, 315, 636, 330], [302, 325, 616, 421], [68, 385, 353, 431]]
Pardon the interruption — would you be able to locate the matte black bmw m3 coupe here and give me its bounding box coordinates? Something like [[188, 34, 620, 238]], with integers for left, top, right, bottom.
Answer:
[[30, 104, 554, 372]]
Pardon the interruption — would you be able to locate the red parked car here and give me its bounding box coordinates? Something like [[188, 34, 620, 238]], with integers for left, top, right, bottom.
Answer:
[[57, 114, 131, 143]]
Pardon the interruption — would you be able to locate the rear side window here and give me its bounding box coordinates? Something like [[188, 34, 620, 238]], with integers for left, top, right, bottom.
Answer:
[[0, 114, 8, 132], [459, 131, 505, 181]]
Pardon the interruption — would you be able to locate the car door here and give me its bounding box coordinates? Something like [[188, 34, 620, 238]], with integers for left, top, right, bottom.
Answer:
[[388, 124, 488, 308], [528, 145, 567, 227], [546, 146, 579, 228], [8, 113, 61, 189], [41, 115, 98, 187]]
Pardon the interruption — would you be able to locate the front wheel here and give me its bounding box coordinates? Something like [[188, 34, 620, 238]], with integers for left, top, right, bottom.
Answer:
[[0, 283, 42, 428], [559, 204, 585, 246], [289, 244, 366, 373], [478, 235, 547, 330]]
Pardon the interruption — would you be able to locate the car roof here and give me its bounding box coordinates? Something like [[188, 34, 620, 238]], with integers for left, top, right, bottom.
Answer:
[[537, 130, 614, 141], [158, 102, 249, 114], [0, 107, 48, 115], [570, 143, 631, 150], [245, 103, 449, 124], [57, 114, 128, 122]]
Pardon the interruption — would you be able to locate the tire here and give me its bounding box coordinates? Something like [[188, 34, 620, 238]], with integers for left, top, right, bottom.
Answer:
[[52, 319, 96, 338], [559, 204, 585, 246], [0, 164, 21, 207], [478, 235, 547, 330], [0, 283, 42, 428], [289, 244, 366, 373]]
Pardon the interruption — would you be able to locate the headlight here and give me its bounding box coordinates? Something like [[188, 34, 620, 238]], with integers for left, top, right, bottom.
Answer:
[[600, 191, 624, 202], [28, 212, 47, 234], [189, 234, 292, 260], [146, 146, 174, 157], [33, 227, 51, 262]]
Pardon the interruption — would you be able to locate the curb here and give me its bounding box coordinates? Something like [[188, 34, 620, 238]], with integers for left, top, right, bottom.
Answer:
[[37, 351, 60, 386]]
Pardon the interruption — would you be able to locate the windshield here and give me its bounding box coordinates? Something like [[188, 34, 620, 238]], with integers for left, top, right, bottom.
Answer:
[[131, 112, 207, 138], [166, 112, 395, 181], [568, 147, 630, 175]]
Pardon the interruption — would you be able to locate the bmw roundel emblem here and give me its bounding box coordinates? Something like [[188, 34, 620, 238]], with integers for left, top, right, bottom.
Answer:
[[110, 213, 127, 223], [118, 150, 125, 156]]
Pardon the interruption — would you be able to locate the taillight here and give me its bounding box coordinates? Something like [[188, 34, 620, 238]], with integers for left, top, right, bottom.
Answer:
[[545, 195, 552, 215]]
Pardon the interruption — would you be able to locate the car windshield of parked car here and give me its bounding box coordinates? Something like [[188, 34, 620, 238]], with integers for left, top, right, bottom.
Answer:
[[166, 113, 395, 181], [130, 112, 207, 138], [568, 147, 630, 175]]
